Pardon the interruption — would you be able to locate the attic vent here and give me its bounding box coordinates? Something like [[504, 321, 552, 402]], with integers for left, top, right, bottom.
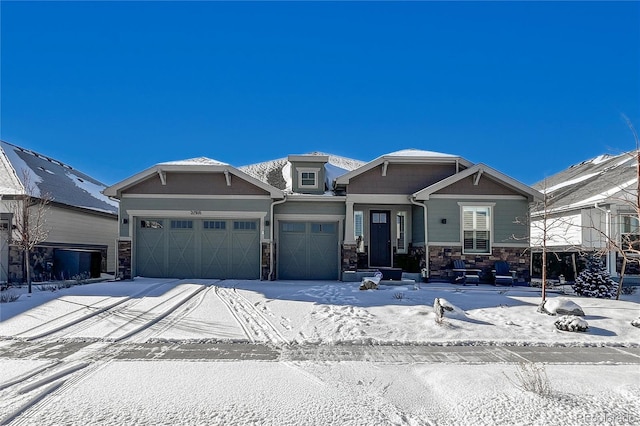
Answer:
[[77, 178, 84, 183]]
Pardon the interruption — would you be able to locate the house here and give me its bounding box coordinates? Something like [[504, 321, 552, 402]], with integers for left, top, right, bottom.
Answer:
[[530, 150, 639, 281], [0, 141, 119, 283], [104, 149, 541, 282]]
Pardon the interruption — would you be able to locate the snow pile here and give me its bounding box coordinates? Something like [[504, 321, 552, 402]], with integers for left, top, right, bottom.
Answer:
[[540, 297, 584, 316]]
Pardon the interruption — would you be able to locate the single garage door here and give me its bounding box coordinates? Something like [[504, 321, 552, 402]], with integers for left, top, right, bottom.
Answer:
[[136, 218, 260, 279], [278, 221, 338, 280]]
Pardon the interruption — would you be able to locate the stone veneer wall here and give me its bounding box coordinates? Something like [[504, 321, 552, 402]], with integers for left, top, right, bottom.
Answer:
[[117, 240, 132, 280], [428, 245, 530, 282], [261, 242, 271, 280], [341, 244, 358, 272]]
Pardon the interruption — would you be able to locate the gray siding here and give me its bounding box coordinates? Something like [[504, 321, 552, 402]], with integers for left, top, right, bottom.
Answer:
[[412, 204, 425, 244], [435, 174, 518, 196], [427, 198, 529, 244], [275, 200, 345, 216], [119, 198, 271, 238], [123, 172, 270, 196], [348, 164, 457, 194], [290, 160, 327, 194]]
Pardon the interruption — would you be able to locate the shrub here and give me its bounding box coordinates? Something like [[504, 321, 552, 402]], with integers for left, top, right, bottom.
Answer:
[[572, 254, 618, 298], [0, 291, 20, 303], [504, 362, 552, 397]]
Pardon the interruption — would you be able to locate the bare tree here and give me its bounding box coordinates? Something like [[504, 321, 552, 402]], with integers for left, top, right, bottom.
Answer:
[[514, 178, 579, 309], [10, 170, 52, 293]]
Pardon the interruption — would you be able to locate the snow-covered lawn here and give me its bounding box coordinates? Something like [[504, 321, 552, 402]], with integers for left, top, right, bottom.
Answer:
[[0, 278, 638, 425]]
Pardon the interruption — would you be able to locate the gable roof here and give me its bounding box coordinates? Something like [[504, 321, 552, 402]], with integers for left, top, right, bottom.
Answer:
[[0, 140, 118, 215], [533, 150, 638, 211], [412, 163, 542, 202], [335, 148, 473, 185], [239, 152, 365, 191], [104, 157, 284, 199]]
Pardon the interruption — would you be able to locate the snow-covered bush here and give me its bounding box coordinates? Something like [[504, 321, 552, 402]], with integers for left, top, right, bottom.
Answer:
[[433, 298, 466, 324], [554, 315, 589, 332], [572, 255, 618, 298], [632, 317, 640, 329], [0, 290, 19, 303]]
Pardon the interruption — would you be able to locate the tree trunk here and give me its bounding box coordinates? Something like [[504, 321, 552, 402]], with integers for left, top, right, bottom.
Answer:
[[25, 247, 32, 293]]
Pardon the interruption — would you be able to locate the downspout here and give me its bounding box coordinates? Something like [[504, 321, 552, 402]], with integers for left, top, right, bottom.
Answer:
[[269, 195, 287, 280], [594, 202, 615, 276], [410, 195, 428, 279]]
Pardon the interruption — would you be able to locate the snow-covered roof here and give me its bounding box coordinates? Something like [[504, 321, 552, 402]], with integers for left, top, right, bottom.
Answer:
[[0, 141, 118, 215], [382, 148, 458, 158], [533, 150, 638, 212], [335, 148, 473, 185], [239, 152, 365, 191], [160, 157, 228, 166]]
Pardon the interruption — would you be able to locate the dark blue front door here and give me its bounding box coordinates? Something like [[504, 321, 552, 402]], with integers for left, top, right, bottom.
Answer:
[[370, 210, 391, 267]]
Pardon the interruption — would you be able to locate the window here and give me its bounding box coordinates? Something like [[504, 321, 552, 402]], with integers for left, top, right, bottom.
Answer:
[[234, 221, 257, 230], [462, 206, 491, 254], [171, 220, 193, 229], [282, 222, 305, 232], [141, 219, 163, 229], [311, 223, 336, 233], [620, 215, 640, 252], [396, 211, 407, 254], [298, 168, 319, 188], [354, 211, 365, 252], [204, 221, 226, 230], [372, 212, 387, 224]]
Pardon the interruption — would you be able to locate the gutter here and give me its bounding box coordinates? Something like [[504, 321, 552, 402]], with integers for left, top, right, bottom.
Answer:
[[410, 195, 428, 277], [268, 195, 287, 280]]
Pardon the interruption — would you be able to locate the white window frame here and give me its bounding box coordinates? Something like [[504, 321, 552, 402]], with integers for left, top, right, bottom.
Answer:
[[459, 203, 494, 255], [396, 211, 407, 254], [298, 168, 319, 189], [619, 214, 640, 251]]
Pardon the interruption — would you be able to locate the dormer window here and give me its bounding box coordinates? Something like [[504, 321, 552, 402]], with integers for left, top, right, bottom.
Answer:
[[298, 168, 319, 189]]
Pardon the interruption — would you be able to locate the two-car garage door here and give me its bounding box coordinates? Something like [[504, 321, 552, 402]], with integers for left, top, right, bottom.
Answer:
[[136, 218, 260, 279]]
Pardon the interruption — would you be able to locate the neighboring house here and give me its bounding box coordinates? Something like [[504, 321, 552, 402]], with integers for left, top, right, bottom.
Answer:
[[104, 149, 541, 282], [0, 141, 119, 283], [530, 150, 639, 281]]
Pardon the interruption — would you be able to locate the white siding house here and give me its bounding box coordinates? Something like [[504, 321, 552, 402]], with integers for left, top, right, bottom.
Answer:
[[0, 141, 119, 283]]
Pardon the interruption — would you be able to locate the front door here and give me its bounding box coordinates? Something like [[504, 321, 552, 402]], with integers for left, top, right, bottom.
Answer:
[[370, 210, 391, 267]]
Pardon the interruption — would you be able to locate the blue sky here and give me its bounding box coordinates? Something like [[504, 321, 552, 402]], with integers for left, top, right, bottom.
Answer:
[[2, 1, 639, 186]]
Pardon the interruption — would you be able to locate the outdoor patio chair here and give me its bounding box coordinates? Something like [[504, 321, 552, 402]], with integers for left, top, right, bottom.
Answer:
[[493, 261, 517, 286], [452, 259, 480, 285]]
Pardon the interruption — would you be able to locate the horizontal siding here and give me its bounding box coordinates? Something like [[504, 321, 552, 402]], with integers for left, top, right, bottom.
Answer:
[[45, 206, 118, 272], [275, 201, 345, 216], [124, 172, 269, 196], [427, 198, 530, 244], [348, 164, 457, 194]]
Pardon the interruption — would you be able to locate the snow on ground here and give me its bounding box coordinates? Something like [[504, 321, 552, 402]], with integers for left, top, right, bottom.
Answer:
[[0, 278, 638, 425]]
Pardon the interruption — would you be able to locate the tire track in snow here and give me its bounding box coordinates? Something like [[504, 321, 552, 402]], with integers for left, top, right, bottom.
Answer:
[[215, 286, 288, 345], [0, 281, 210, 425], [130, 283, 220, 343], [14, 280, 181, 342]]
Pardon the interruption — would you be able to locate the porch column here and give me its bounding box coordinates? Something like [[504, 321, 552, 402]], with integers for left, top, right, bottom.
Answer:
[[344, 201, 356, 244]]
